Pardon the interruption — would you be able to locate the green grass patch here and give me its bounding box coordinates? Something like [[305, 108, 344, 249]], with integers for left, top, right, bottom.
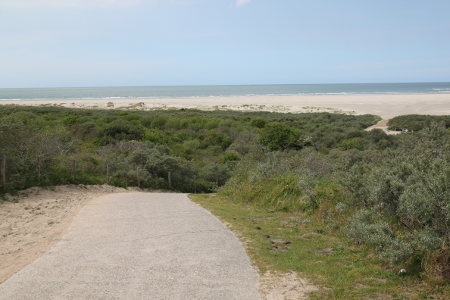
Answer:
[[190, 193, 449, 300]]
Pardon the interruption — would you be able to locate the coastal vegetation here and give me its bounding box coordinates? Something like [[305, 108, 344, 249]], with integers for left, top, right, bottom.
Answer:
[[207, 122, 449, 297], [1, 105, 448, 297], [388, 114, 450, 131], [0, 105, 378, 193]]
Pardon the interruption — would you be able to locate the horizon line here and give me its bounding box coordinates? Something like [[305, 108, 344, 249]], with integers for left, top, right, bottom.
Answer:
[[1, 81, 450, 89]]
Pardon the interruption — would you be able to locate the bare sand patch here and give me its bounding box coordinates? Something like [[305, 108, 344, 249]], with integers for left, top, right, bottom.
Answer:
[[365, 119, 402, 135], [258, 271, 319, 300], [0, 185, 127, 283], [1, 93, 449, 119]]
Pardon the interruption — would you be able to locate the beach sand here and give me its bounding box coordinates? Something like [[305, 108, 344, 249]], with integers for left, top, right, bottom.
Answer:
[[1, 93, 449, 119]]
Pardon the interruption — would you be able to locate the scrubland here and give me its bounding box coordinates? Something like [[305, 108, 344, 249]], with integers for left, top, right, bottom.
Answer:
[[1, 105, 448, 298]]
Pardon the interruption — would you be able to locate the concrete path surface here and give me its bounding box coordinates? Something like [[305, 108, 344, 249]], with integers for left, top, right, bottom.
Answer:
[[0, 193, 260, 300]]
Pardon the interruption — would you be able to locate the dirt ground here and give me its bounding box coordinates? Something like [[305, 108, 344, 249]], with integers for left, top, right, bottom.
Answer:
[[0, 185, 128, 283], [258, 271, 319, 300], [365, 119, 402, 135]]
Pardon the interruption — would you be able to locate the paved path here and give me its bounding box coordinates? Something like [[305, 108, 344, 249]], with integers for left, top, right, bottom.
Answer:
[[0, 193, 260, 300]]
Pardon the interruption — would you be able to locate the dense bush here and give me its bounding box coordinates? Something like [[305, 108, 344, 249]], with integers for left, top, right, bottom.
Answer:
[[250, 118, 266, 128], [339, 125, 449, 276], [0, 106, 379, 194], [220, 122, 449, 280], [337, 137, 365, 150], [259, 122, 300, 150], [388, 114, 450, 131], [100, 119, 145, 143]]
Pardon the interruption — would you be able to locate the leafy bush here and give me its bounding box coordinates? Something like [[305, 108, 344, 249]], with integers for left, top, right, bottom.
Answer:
[[221, 151, 240, 163], [388, 115, 450, 131], [221, 121, 449, 280], [100, 119, 145, 142], [341, 124, 450, 277], [250, 118, 266, 128], [259, 122, 300, 150], [337, 138, 365, 150]]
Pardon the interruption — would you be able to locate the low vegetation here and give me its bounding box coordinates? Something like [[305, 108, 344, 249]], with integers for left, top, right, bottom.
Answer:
[[0, 105, 378, 193], [219, 123, 449, 284], [388, 114, 450, 131], [1, 105, 448, 297], [191, 194, 449, 299]]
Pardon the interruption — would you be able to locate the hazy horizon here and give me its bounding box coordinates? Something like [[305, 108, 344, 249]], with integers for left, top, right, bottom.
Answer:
[[2, 81, 450, 90]]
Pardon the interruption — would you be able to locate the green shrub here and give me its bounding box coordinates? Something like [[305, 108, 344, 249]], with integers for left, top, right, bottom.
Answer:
[[221, 151, 241, 163], [151, 115, 168, 129], [342, 125, 449, 277], [388, 115, 450, 131], [144, 129, 171, 144], [337, 138, 365, 150], [259, 122, 300, 150], [100, 119, 144, 141], [200, 132, 232, 150], [250, 118, 266, 128]]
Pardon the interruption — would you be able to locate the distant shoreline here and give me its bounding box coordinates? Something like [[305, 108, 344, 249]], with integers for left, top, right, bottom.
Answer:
[[1, 93, 449, 119], [1, 90, 450, 100]]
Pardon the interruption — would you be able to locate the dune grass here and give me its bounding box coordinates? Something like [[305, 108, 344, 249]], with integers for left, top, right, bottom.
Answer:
[[190, 193, 449, 300]]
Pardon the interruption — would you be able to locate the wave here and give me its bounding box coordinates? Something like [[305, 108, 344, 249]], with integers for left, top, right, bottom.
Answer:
[[1, 90, 450, 101]]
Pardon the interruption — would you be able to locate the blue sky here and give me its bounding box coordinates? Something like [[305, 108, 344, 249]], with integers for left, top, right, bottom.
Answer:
[[1, 0, 450, 88]]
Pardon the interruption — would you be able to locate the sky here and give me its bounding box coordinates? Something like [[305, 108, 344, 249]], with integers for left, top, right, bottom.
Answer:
[[1, 0, 450, 88]]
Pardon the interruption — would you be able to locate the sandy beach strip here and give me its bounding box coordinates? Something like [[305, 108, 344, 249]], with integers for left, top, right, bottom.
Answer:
[[1, 93, 449, 119]]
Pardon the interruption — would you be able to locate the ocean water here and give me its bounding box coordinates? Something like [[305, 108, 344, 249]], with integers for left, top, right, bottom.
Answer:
[[0, 82, 449, 100]]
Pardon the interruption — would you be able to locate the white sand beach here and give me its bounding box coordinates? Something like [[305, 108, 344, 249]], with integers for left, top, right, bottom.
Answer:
[[1, 93, 449, 119]]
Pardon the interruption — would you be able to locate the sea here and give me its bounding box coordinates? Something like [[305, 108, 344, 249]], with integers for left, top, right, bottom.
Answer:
[[0, 82, 449, 100]]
